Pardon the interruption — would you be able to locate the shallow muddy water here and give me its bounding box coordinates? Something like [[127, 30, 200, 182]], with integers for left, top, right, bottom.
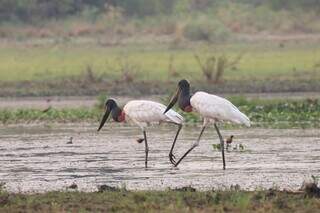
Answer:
[[0, 124, 319, 193]]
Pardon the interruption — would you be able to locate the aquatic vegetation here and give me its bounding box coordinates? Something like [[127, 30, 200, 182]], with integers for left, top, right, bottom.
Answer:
[[212, 143, 246, 152], [212, 143, 222, 151], [0, 98, 319, 128], [0, 108, 100, 124], [180, 98, 320, 128]]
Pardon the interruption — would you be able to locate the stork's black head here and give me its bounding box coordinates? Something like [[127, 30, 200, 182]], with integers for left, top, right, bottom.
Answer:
[[98, 98, 123, 131], [178, 79, 190, 90], [164, 79, 192, 113], [105, 99, 118, 111]]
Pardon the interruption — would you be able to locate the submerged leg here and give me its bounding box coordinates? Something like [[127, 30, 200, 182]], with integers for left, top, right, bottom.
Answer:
[[143, 130, 149, 168], [169, 124, 182, 165], [174, 125, 206, 167], [214, 123, 226, 170]]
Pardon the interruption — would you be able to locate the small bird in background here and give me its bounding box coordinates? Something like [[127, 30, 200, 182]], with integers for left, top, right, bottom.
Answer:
[[67, 137, 73, 144], [67, 182, 78, 189], [42, 98, 52, 113], [42, 106, 52, 113], [226, 135, 234, 149], [136, 138, 144, 143]]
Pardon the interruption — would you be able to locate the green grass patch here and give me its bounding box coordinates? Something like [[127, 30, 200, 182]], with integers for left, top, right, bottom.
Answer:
[[0, 42, 320, 82], [0, 98, 319, 128], [0, 108, 101, 124], [0, 189, 319, 212]]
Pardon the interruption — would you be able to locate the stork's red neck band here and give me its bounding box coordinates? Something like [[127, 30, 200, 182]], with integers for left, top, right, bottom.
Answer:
[[184, 105, 193, 112], [118, 111, 126, 122]]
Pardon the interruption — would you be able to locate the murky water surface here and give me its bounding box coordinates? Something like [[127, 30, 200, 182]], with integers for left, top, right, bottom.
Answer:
[[0, 124, 319, 192]]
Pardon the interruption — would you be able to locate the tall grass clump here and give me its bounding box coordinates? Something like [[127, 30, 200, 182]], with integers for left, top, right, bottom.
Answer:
[[194, 52, 243, 83]]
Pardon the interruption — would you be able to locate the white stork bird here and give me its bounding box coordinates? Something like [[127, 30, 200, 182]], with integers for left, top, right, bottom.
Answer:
[[164, 79, 250, 170], [97, 99, 183, 168]]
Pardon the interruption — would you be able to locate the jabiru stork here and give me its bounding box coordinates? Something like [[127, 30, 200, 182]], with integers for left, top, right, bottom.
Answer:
[[97, 99, 183, 168], [164, 79, 250, 170]]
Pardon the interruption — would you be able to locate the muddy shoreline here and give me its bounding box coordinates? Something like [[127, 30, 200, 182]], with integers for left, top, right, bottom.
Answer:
[[0, 124, 319, 193]]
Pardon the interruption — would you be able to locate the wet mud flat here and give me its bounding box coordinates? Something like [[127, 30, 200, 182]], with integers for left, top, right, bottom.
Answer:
[[0, 124, 319, 193]]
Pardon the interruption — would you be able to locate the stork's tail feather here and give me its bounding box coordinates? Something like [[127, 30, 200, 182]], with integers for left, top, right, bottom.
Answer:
[[238, 112, 251, 127]]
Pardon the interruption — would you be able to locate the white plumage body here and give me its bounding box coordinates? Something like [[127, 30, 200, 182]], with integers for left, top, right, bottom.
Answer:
[[190, 92, 250, 127], [123, 100, 183, 128]]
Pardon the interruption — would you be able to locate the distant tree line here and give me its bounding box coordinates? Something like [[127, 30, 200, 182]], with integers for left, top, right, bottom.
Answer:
[[237, 0, 320, 10], [1, 0, 320, 23]]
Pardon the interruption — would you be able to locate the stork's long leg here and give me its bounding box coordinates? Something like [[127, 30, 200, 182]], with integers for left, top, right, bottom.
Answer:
[[214, 123, 226, 170], [169, 124, 182, 165], [174, 126, 206, 167], [143, 130, 149, 168]]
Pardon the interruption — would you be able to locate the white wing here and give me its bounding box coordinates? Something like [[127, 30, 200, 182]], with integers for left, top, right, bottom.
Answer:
[[123, 100, 183, 124], [191, 92, 250, 127]]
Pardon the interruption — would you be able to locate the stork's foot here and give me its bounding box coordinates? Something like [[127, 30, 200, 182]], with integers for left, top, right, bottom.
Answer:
[[169, 153, 176, 165]]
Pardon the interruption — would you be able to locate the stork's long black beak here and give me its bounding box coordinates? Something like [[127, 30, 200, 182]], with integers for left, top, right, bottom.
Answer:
[[164, 88, 180, 114], [97, 108, 111, 131]]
